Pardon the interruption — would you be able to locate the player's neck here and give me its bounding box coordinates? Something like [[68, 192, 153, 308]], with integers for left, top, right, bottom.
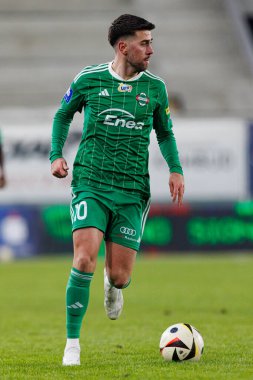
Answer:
[[111, 59, 139, 81]]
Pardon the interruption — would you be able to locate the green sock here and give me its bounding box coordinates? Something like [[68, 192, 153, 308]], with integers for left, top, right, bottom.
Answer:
[[66, 267, 93, 338]]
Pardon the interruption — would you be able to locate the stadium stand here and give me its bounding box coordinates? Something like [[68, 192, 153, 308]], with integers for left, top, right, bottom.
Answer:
[[0, 0, 253, 118]]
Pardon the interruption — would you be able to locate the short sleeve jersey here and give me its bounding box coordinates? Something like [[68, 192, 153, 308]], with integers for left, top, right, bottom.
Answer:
[[57, 62, 178, 198]]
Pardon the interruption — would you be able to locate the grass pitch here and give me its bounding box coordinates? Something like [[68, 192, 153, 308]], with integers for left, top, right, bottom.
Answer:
[[0, 254, 253, 380]]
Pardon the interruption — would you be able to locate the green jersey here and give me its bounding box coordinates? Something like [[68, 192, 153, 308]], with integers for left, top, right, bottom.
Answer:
[[50, 62, 183, 198]]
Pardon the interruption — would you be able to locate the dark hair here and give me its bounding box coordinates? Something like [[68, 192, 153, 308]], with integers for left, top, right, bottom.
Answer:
[[108, 14, 155, 47]]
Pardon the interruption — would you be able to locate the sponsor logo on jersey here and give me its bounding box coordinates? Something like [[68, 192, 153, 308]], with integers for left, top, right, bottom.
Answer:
[[136, 93, 150, 106], [118, 83, 133, 93], [98, 108, 144, 130], [120, 226, 136, 236], [64, 87, 73, 103], [165, 106, 170, 115]]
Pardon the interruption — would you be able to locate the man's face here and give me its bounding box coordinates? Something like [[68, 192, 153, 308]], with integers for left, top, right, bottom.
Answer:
[[124, 30, 154, 72]]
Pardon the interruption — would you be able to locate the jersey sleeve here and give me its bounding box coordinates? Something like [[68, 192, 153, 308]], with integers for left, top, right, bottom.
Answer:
[[49, 79, 85, 163], [153, 82, 183, 175]]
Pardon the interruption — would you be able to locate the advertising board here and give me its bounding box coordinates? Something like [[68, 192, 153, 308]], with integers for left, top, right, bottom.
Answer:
[[1, 202, 252, 258], [0, 118, 249, 204], [149, 118, 248, 201]]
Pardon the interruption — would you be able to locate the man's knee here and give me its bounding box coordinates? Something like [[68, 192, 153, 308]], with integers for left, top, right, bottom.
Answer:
[[73, 241, 96, 272], [73, 228, 102, 272], [108, 273, 131, 289], [73, 254, 95, 272]]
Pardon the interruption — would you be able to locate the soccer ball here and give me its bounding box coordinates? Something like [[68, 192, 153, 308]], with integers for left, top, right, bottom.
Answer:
[[159, 323, 204, 362]]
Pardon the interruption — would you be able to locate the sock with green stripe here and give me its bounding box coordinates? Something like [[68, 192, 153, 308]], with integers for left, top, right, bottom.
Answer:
[[66, 267, 93, 339]]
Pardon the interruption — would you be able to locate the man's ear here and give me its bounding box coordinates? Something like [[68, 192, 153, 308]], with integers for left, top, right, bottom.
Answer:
[[118, 40, 128, 56]]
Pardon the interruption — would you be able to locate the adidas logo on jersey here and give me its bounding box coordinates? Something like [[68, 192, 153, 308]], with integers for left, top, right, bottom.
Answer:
[[99, 89, 109, 96]]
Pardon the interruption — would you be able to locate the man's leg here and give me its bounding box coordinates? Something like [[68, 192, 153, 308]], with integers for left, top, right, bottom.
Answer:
[[104, 242, 136, 320], [63, 227, 103, 366]]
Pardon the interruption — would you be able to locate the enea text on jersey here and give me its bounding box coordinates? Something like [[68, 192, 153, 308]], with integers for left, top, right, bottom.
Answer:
[[98, 109, 144, 130]]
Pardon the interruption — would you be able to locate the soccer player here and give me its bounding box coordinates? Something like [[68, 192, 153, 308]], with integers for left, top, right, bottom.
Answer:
[[50, 14, 184, 366], [0, 129, 6, 188]]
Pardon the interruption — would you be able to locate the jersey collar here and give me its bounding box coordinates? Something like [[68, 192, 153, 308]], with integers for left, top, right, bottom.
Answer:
[[108, 61, 144, 81]]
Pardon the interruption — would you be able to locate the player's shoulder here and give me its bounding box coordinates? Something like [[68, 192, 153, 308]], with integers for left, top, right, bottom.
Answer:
[[143, 70, 166, 88], [73, 62, 109, 84]]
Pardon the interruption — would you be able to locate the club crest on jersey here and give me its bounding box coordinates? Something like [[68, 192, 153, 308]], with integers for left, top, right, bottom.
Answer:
[[64, 87, 73, 103], [118, 83, 133, 93], [136, 93, 150, 106]]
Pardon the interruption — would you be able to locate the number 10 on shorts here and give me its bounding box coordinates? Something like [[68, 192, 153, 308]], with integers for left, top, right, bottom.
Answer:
[[71, 201, 88, 223]]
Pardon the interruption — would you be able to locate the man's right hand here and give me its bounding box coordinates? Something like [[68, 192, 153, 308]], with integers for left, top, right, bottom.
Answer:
[[51, 158, 69, 178]]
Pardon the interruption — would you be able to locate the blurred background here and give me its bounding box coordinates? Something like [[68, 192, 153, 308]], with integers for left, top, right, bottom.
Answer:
[[0, 0, 253, 259]]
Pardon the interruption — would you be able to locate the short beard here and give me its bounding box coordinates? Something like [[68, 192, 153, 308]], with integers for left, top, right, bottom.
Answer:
[[127, 59, 147, 73]]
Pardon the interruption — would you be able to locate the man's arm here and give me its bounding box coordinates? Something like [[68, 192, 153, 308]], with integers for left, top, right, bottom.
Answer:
[[153, 83, 184, 205], [50, 108, 74, 166], [50, 82, 84, 178], [155, 124, 184, 206]]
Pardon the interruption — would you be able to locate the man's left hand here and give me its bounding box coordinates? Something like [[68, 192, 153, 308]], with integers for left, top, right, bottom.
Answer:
[[169, 173, 184, 206]]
